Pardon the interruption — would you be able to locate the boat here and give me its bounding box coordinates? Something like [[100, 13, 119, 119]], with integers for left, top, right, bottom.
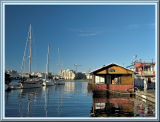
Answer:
[[43, 44, 55, 86], [54, 77, 65, 85], [20, 24, 43, 89], [21, 78, 43, 89]]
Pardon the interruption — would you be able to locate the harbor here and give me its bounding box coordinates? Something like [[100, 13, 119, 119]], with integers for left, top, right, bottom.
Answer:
[[5, 40, 156, 117], [4, 4, 157, 119], [5, 80, 155, 117]]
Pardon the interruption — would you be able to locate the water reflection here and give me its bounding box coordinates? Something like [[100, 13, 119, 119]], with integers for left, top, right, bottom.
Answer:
[[134, 96, 155, 117], [18, 87, 43, 117], [90, 93, 155, 117], [90, 94, 135, 117], [5, 81, 155, 117], [5, 81, 92, 117], [64, 81, 75, 93]]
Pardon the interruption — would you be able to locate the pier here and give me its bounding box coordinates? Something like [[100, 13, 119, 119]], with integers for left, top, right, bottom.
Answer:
[[135, 89, 155, 103]]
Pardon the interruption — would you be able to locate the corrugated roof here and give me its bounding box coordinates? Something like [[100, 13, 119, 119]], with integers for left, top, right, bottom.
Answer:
[[90, 63, 134, 74]]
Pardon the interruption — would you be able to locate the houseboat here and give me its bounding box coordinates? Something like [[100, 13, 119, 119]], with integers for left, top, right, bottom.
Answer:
[[134, 59, 155, 82], [90, 63, 134, 94]]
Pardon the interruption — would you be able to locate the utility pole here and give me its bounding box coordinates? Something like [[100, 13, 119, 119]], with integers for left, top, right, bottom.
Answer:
[[74, 64, 81, 72]]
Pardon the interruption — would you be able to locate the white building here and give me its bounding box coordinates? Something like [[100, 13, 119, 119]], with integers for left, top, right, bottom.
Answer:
[[59, 69, 76, 80]]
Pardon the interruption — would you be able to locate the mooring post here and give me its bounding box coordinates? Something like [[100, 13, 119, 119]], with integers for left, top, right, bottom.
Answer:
[[144, 78, 148, 92]]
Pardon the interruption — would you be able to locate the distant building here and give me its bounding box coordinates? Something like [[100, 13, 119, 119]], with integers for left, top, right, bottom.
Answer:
[[37, 72, 46, 78], [31, 72, 52, 79], [59, 70, 89, 80], [59, 69, 76, 80], [5, 70, 20, 79]]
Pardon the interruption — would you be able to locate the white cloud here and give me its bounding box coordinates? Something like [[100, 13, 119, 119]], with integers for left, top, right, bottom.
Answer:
[[68, 28, 101, 37]]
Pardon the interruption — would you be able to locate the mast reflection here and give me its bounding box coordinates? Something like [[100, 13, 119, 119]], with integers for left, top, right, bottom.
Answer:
[[18, 88, 42, 117]]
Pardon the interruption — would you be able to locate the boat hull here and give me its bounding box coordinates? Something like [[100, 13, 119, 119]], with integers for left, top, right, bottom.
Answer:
[[43, 79, 55, 86], [21, 81, 42, 89], [55, 80, 65, 85]]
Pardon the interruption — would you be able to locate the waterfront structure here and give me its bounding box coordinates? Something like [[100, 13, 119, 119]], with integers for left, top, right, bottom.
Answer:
[[90, 63, 134, 93], [59, 69, 88, 80], [133, 59, 155, 90], [134, 59, 155, 82], [59, 69, 76, 80]]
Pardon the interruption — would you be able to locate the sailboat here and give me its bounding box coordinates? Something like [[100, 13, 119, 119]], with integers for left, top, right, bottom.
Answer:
[[42, 44, 55, 86], [20, 24, 43, 89]]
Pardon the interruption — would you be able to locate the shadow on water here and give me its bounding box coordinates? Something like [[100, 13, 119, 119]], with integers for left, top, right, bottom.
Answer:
[[90, 93, 135, 117]]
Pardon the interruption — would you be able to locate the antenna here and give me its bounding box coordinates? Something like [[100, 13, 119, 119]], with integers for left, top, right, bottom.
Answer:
[[132, 55, 137, 64]]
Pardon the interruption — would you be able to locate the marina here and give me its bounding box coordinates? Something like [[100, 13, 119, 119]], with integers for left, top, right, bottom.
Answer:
[[5, 80, 155, 117], [3, 4, 157, 120]]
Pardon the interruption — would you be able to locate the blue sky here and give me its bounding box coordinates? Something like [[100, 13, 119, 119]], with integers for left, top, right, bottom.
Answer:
[[5, 5, 156, 74]]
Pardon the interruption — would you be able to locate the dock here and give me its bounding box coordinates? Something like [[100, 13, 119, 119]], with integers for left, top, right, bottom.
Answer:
[[135, 89, 155, 103]]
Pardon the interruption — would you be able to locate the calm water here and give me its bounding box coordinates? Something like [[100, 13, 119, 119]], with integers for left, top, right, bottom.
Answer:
[[5, 81, 155, 117]]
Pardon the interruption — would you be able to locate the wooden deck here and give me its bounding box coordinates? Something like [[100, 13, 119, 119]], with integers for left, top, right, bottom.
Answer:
[[135, 90, 155, 103]]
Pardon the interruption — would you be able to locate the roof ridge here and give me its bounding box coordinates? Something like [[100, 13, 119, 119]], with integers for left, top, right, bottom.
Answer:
[[90, 63, 134, 73]]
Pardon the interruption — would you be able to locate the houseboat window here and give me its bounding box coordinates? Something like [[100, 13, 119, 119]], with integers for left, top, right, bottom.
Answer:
[[109, 69, 115, 72], [95, 75, 105, 84]]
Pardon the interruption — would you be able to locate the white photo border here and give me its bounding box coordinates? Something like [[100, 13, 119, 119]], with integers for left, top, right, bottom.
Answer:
[[0, 0, 159, 121]]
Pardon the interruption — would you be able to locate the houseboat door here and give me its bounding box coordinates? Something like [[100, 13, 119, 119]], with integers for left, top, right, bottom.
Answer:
[[106, 75, 111, 84]]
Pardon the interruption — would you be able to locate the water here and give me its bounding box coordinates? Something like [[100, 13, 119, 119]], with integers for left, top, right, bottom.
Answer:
[[5, 81, 155, 117]]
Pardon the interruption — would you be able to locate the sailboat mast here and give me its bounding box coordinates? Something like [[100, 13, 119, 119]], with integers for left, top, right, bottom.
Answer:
[[58, 48, 60, 73], [47, 44, 50, 73], [29, 24, 32, 73]]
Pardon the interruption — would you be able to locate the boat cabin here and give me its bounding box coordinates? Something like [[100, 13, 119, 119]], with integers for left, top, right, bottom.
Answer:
[[90, 63, 134, 93]]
